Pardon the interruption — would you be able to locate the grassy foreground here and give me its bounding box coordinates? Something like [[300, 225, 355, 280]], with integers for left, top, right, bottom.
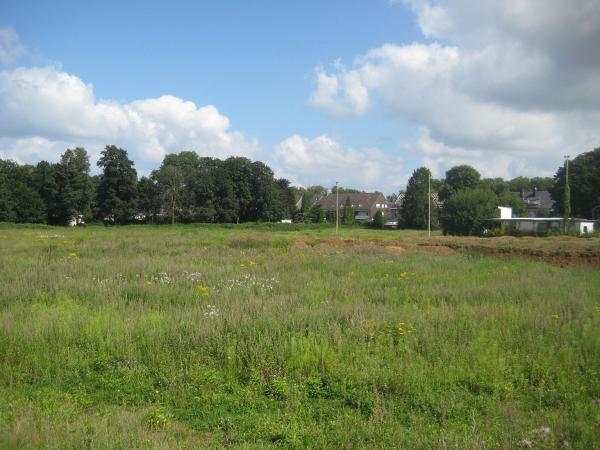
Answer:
[[0, 224, 599, 449]]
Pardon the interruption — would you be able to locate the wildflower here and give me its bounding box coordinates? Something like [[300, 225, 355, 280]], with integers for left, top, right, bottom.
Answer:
[[551, 314, 560, 320], [366, 319, 377, 339], [399, 272, 407, 279], [248, 261, 256, 268], [68, 252, 78, 258], [397, 321, 405, 336], [146, 281, 153, 286], [204, 304, 219, 318], [349, 271, 356, 277], [196, 285, 210, 296], [151, 272, 171, 284]]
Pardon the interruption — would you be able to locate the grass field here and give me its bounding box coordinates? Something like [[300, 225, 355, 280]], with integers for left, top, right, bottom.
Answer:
[[0, 224, 599, 449]]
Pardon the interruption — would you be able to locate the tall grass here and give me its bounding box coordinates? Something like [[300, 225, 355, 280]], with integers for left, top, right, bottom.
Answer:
[[0, 224, 598, 448]]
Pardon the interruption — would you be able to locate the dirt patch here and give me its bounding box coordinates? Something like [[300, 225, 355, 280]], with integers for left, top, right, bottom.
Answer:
[[384, 245, 405, 253], [416, 242, 600, 269], [291, 236, 600, 269], [415, 245, 457, 255]]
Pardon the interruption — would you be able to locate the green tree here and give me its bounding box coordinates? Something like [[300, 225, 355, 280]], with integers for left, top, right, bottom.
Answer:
[[308, 203, 325, 223], [137, 176, 161, 222], [0, 163, 15, 222], [551, 148, 600, 219], [157, 165, 184, 224], [33, 161, 60, 224], [372, 209, 384, 229], [0, 160, 45, 223], [96, 145, 138, 224], [402, 167, 434, 229], [342, 196, 355, 225], [55, 148, 93, 224], [440, 188, 498, 236], [439, 165, 481, 201]]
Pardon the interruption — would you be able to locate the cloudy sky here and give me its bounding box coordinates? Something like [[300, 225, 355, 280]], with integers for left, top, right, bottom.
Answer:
[[1, 0, 599, 193]]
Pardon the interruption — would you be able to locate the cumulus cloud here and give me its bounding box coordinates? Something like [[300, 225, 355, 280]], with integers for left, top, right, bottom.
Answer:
[[0, 66, 257, 173], [271, 134, 405, 193], [0, 27, 27, 66], [311, 0, 600, 178]]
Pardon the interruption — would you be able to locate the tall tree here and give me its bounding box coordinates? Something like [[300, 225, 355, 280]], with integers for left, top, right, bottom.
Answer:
[[551, 147, 600, 219], [33, 161, 60, 224], [342, 196, 355, 225], [137, 176, 161, 222], [55, 148, 93, 224], [157, 165, 184, 224], [402, 167, 434, 229], [96, 145, 138, 224]]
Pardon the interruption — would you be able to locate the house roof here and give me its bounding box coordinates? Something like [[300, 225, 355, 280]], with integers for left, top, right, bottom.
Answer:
[[314, 192, 386, 211], [521, 190, 555, 211]]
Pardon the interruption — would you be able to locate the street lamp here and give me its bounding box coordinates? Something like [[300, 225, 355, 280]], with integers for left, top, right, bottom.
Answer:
[[428, 169, 431, 238], [335, 181, 339, 235], [563, 155, 570, 234]]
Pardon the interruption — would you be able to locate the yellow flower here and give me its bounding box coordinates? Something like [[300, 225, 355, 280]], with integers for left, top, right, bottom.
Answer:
[[196, 285, 210, 296], [551, 314, 560, 320], [248, 261, 256, 268], [146, 281, 153, 286], [68, 252, 77, 258]]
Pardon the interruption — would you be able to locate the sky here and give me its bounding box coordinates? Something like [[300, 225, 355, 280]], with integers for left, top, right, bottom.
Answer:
[[1, 0, 599, 194]]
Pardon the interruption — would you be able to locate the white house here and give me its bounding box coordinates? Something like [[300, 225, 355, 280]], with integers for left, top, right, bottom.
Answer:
[[493, 207, 597, 235]]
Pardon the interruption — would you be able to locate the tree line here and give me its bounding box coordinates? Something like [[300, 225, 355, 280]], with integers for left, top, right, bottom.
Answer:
[[400, 147, 600, 235], [0, 146, 297, 225]]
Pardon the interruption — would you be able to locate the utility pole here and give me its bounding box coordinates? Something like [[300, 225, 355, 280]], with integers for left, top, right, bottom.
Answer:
[[563, 155, 570, 233], [335, 181, 339, 235], [427, 170, 431, 237]]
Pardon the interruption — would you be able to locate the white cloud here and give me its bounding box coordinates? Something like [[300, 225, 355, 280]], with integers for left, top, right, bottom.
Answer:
[[0, 27, 27, 66], [271, 134, 405, 193], [0, 66, 257, 173], [310, 0, 600, 179], [308, 64, 369, 117]]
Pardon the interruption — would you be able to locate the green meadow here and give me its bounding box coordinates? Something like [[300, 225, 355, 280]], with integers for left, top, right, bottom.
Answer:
[[0, 224, 599, 449]]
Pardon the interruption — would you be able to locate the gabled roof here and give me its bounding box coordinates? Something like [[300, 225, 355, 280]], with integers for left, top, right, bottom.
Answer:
[[521, 190, 555, 211], [314, 192, 386, 211]]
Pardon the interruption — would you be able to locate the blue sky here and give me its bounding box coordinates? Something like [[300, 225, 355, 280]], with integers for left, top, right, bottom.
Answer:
[[1, 0, 599, 193]]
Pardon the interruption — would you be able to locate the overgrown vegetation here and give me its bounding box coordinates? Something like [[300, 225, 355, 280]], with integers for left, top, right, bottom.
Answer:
[[0, 224, 598, 448]]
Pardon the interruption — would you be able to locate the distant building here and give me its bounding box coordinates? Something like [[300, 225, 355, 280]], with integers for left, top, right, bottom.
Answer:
[[314, 192, 388, 222], [520, 189, 555, 217], [492, 207, 596, 235]]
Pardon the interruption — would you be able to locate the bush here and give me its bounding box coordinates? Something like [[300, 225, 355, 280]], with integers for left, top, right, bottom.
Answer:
[[440, 188, 498, 236]]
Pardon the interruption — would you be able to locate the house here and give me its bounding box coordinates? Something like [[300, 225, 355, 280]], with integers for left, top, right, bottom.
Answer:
[[520, 188, 555, 217], [314, 192, 388, 222], [383, 192, 444, 227], [492, 207, 596, 235]]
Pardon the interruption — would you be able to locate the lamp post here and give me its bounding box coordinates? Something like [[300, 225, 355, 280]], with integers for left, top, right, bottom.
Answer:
[[428, 169, 431, 238], [335, 181, 339, 235], [563, 155, 570, 234]]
